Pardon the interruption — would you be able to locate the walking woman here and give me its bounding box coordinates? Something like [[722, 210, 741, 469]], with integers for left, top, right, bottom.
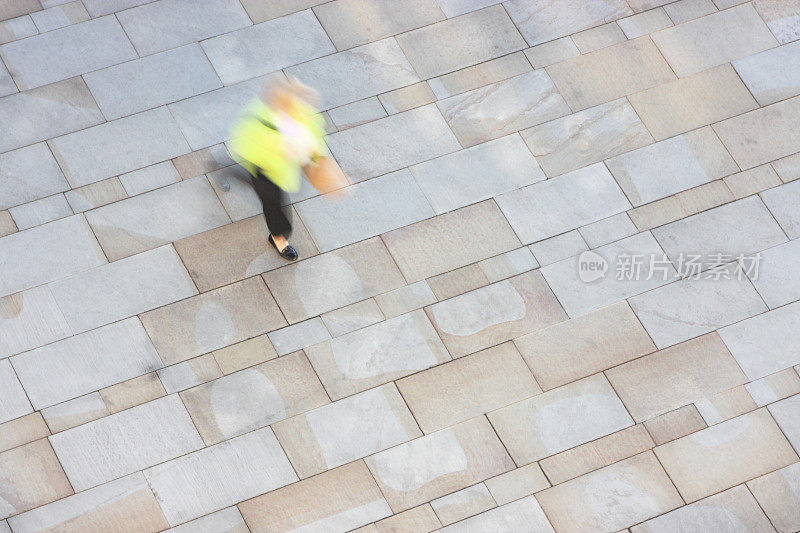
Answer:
[[230, 78, 326, 261]]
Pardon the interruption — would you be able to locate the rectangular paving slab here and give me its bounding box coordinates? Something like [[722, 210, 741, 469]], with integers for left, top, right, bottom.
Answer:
[[0, 143, 69, 211], [504, 0, 631, 46], [0, 285, 70, 359], [0, 358, 32, 424], [734, 40, 800, 107]]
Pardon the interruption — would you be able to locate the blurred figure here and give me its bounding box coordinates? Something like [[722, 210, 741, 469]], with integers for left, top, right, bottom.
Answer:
[[230, 77, 326, 261]]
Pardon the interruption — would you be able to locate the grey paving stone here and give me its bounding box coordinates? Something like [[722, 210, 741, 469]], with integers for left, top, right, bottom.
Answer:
[[383, 200, 521, 282], [436, 0, 503, 18], [762, 179, 800, 239], [523, 37, 580, 68], [748, 238, 800, 308], [653, 196, 788, 267], [313, 0, 445, 50], [81, 0, 155, 16], [165, 507, 247, 533], [409, 135, 544, 215], [395, 5, 526, 79], [378, 81, 435, 115], [521, 98, 653, 178], [437, 70, 570, 148], [0, 16, 36, 45], [0, 143, 68, 210], [117, 0, 251, 57], [118, 161, 181, 196], [239, 0, 328, 23], [64, 178, 127, 213], [0, 77, 104, 154], [529, 231, 588, 266], [30, 1, 89, 32], [49, 394, 204, 491], [580, 213, 638, 248], [374, 280, 436, 319], [49, 244, 197, 334], [296, 169, 434, 252], [268, 317, 331, 356], [571, 22, 627, 54], [428, 51, 531, 99], [85, 177, 230, 261], [752, 0, 800, 44], [12, 317, 162, 409], [734, 41, 800, 107], [618, 8, 673, 38], [769, 394, 800, 454], [0, 59, 16, 97], [504, 0, 632, 46], [606, 127, 738, 206], [84, 44, 221, 121], [328, 97, 387, 130], [49, 107, 191, 187], [0, 358, 32, 424], [287, 39, 418, 111], [496, 163, 631, 245], [0, 215, 106, 298], [320, 298, 384, 337], [144, 427, 297, 526], [326, 104, 460, 183], [541, 232, 678, 317], [9, 193, 71, 229], [478, 247, 538, 283], [0, 16, 136, 90], [438, 497, 552, 533], [719, 300, 800, 380], [0, 285, 70, 359], [263, 237, 405, 323], [0, 0, 41, 22], [663, 0, 717, 25]]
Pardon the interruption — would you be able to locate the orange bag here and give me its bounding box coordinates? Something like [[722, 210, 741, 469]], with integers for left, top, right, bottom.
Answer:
[[305, 156, 349, 196]]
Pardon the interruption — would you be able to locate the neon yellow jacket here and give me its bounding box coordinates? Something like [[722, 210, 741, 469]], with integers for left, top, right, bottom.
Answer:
[[230, 98, 326, 192]]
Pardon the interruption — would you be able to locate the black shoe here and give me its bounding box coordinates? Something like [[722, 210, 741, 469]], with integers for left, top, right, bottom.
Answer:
[[269, 235, 298, 261]]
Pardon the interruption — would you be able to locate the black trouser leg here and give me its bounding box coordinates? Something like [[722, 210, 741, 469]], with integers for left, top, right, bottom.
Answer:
[[252, 173, 292, 236]]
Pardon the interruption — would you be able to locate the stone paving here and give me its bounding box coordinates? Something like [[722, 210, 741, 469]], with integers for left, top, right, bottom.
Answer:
[[1, 0, 800, 531]]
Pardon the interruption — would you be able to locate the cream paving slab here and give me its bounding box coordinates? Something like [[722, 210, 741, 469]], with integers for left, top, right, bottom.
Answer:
[[769, 394, 800, 452], [239, 0, 328, 24], [157, 354, 222, 394], [0, 16, 136, 90], [367, 504, 442, 532], [397, 342, 539, 433], [296, 169, 434, 252], [238, 461, 392, 532], [0, 358, 32, 424], [430, 483, 494, 526], [434, 0, 501, 18], [374, 280, 436, 319], [395, 5, 525, 79], [320, 298, 384, 337], [263, 237, 405, 323], [427, 264, 488, 301], [143, 427, 297, 526], [0, 214, 106, 298], [618, 7, 673, 38], [30, 2, 89, 32], [166, 507, 247, 533], [762, 179, 800, 239], [49, 107, 191, 188], [535, 452, 682, 533], [488, 373, 633, 464], [523, 37, 579, 69], [651, 3, 778, 77], [746, 368, 800, 407], [365, 416, 514, 512], [0, 1, 41, 22], [628, 64, 758, 141], [521, 98, 653, 178], [11, 317, 162, 410], [747, 462, 800, 533], [629, 263, 768, 348], [201, 9, 333, 86], [579, 213, 638, 248], [752, 0, 800, 44], [644, 404, 707, 446], [479, 247, 538, 283], [528, 231, 588, 266], [428, 51, 531, 99], [0, 77, 103, 154], [268, 318, 330, 356], [273, 384, 421, 477], [748, 238, 800, 308], [546, 37, 675, 111], [84, 44, 221, 121], [118, 161, 181, 196], [180, 351, 329, 445], [0, 143, 68, 211], [663, 0, 717, 24], [605, 126, 737, 206], [504, 0, 631, 46], [328, 97, 387, 130], [286, 38, 419, 111], [0, 285, 70, 359], [571, 22, 627, 54], [495, 162, 631, 244], [409, 134, 546, 215], [326, 104, 461, 183], [140, 276, 285, 365], [379, 81, 436, 114], [99, 372, 166, 415], [0, 15, 36, 46], [41, 393, 109, 434], [515, 301, 655, 391], [49, 395, 203, 491], [484, 463, 550, 506], [438, 496, 553, 532], [734, 40, 800, 106], [654, 409, 799, 502], [0, 413, 49, 454], [9, 194, 72, 230], [212, 334, 277, 375], [426, 270, 567, 357], [305, 309, 449, 400], [606, 333, 747, 422], [436, 70, 570, 148], [64, 178, 128, 214]]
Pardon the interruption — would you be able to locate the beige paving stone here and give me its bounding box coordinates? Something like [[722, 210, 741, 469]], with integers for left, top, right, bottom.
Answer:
[[64, 177, 127, 214], [157, 353, 222, 394], [664, 0, 718, 25], [427, 264, 488, 301], [0, 15, 36, 47], [478, 247, 538, 283], [632, 485, 774, 532], [268, 318, 331, 356], [238, 461, 392, 532], [579, 212, 638, 248], [30, 1, 88, 32], [0, 412, 48, 453], [181, 351, 328, 446], [430, 483, 495, 526], [117, 161, 181, 197], [211, 334, 277, 375], [263, 237, 405, 323], [374, 281, 436, 319], [320, 299, 384, 338], [773, 152, 800, 183], [748, 461, 800, 533], [523, 37, 579, 68], [628, 196, 686, 231], [618, 8, 673, 39], [0, 211, 16, 238], [314, 0, 445, 50], [426, 270, 566, 357], [140, 277, 286, 365], [536, 452, 682, 532], [365, 416, 514, 512], [539, 424, 655, 485], [172, 145, 233, 180], [484, 462, 550, 505], [396, 5, 525, 79], [379, 82, 436, 114], [99, 372, 166, 414], [41, 393, 109, 434], [521, 98, 652, 178], [752, 0, 800, 44], [437, 70, 570, 148], [0, 0, 41, 22], [0, 438, 73, 519], [398, 342, 539, 433], [328, 97, 387, 130], [428, 52, 531, 99], [504, 0, 631, 46], [695, 385, 757, 425], [723, 165, 782, 199], [643, 404, 707, 445], [547, 37, 675, 111], [488, 374, 633, 464], [629, 64, 758, 141], [571, 22, 627, 54], [747, 368, 800, 407], [369, 504, 441, 532], [274, 384, 420, 477], [655, 409, 799, 502], [439, 496, 554, 532], [0, 285, 70, 359]]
